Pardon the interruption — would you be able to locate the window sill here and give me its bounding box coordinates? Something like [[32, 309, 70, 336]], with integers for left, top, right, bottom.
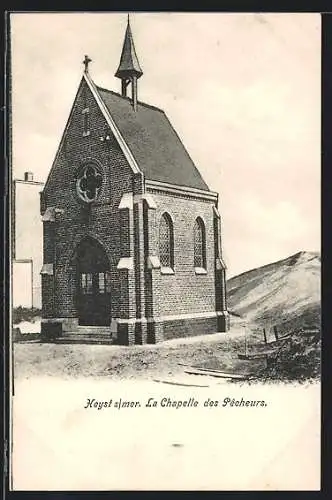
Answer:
[[160, 267, 175, 275], [195, 267, 207, 275]]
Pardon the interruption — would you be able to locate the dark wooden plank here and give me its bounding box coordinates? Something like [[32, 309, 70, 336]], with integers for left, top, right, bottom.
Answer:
[[184, 368, 249, 380]]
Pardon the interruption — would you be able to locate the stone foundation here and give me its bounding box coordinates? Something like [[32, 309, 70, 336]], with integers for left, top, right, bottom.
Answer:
[[116, 312, 229, 345], [41, 320, 63, 339], [40, 312, 229, 345], [162, 312, 229, 342]]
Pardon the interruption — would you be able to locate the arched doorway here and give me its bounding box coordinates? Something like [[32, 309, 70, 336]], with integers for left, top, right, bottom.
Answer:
[[75, 237, 111, 326]]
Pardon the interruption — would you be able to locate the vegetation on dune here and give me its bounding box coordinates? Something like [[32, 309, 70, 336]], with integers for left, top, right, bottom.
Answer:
[[239, 327, 321, 384], [262, 333, 321, 383]]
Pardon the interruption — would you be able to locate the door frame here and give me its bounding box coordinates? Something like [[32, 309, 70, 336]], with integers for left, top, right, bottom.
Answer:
[[74, 236, 112, 326]]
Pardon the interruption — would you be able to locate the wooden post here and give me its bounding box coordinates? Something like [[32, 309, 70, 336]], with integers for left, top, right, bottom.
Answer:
[[273, 326, 279, 341], [265, 354, 270, 369], [263, 328, 267, 344]]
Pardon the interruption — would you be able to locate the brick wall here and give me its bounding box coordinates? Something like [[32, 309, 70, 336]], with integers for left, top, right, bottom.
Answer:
[[145, 188, 218, 317], [42, 78, 137, 321], [163, 316, 219, 340]]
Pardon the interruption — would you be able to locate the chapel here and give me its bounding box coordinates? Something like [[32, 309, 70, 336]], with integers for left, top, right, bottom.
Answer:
[[40, 17, 229, 345]]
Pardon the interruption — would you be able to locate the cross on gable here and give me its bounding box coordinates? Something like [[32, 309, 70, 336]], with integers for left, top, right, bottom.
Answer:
[[83, 55, 92, 73]]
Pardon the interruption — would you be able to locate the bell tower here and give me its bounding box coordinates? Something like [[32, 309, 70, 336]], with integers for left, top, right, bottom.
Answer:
[[115, 15, 143, 112]]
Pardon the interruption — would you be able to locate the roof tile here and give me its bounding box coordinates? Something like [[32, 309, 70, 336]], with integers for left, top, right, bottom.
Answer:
[[96, 86, 210, 191]]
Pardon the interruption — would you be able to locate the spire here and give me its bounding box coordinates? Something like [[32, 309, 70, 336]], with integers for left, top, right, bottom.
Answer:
[[115, 15, 143, 111], [115, 15, 143, 79]]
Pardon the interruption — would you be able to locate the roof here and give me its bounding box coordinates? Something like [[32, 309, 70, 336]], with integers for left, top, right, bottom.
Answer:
[[115, 19, 143, 79], [96, 85, 210, 191]]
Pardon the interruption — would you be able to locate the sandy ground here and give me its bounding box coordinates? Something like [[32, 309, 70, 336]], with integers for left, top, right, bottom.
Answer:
[[13, 328, 268, 382], [11, 327, 321, 491]]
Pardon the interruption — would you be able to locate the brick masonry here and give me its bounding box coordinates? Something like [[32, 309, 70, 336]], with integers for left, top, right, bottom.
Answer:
[[145, 189, 217, 316], [41, 77, 229, 344], [163, 316, 222, 341]]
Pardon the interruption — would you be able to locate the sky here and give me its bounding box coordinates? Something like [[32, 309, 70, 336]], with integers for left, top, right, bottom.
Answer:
[[10, 12, 321, 278]]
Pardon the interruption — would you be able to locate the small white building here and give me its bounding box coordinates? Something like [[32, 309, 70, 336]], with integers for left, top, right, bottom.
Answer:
[[12, 172, 44, 308]]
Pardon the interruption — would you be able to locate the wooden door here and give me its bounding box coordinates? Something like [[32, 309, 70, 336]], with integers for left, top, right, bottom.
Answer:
[[76, 237, 111, 326]]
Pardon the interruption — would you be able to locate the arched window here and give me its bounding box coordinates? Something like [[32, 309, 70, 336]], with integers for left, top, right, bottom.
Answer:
[[159, 213, 174, 269], [194, 217, 206, 269]]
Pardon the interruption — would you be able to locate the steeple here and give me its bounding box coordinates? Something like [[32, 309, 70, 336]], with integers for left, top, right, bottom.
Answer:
[[115, 15, 143, 111]]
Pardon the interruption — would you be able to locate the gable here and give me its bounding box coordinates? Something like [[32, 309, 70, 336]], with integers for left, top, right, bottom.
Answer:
[[96, 87, 210, 192], [42, 72, 210, 214], [42, 77, 134, 211]]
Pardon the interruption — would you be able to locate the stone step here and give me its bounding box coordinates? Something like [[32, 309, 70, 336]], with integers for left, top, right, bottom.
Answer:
[[63, 333, 113, 339], [55, 333, 114, 345], [58, 326, 114, 345], [63, 326, 112, 337]]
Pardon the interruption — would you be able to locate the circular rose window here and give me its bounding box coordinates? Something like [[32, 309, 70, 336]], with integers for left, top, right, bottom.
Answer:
[[76, 164, 103, 203]]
